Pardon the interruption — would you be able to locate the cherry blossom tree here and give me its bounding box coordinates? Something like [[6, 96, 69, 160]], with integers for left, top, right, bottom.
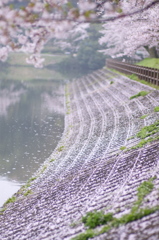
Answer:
[[99, 0, 159, 58], [0, 0, 96, 67], [0, 0, 159, 67]]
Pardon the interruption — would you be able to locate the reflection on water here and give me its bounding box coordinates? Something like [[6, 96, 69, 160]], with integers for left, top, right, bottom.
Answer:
[[0, 79, 64, 206]]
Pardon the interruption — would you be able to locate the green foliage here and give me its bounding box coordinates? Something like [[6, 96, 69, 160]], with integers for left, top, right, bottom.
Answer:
[[65, 85, 71, 114], [114, 207, 158, 226], [98, 225, 111, 234], [24, 182, 31, 188], [23, 176, 37, 189], [131, 138, 154, 150], [137, 180, 154, 203], [72, 230, 94, 240], [128, 74, 140, 81], [50, 158, 55, 162], [76, 41, 106, 71], [56, 24, 107, 77], [130, 91, 149, 100], [140, 114, 148, 119], [40, 165, 48, 174], [72, 178, 157, 239], [82, 211, 113, 229], [128, 120, 159, 150], [137, 128, 148, 139], [110, 69, 159, 90], [154, 106, 159, 112], [57, 146, 64, 152], [136, 121, 159, 139], [23, 190, 33, 196], [127, 136, 135, 140], [128, 75, 159, 90], [120, 146, 126, 151], [4, 196, 16, 205], [110, 81, 114, 84], [136, 58, 159, 69], [29, 177, 37, 182], [125, 179, 154, 214], [0, 208, 6, 215]]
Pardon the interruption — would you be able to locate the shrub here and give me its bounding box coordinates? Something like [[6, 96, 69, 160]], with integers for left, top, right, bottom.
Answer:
[[82, 211, 113, 229], [154, 106, 159, 112], [120, 146, 126, 150]]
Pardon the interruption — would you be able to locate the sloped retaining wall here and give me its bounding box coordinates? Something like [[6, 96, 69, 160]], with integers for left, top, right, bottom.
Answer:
[[0, 68, 159, 240]]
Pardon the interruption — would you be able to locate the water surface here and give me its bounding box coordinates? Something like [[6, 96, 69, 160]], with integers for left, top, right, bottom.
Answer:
[[0, 78, 64, 206]]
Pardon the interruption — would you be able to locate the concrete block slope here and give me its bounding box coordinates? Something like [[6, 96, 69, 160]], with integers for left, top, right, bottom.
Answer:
[[0, 68, 159, 240]]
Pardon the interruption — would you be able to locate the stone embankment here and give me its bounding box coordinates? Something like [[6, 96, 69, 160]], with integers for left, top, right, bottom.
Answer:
[[0, 68, 159, 240]]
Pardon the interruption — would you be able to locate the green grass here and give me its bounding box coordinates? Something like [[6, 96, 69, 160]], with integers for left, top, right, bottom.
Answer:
[[29, 177, 37, 182], [154, 106, 159, 112], [128, 73, 140, 81], [50, 158, 55, 162], [130, 91, 149, 100], [127, 120, 159, 150], [23, 190, 33, 196], [40, 164, 48, 174], [0, 208, 6, 215], [18, 178, 35, 194], [136, 58, 159, 69], [140, 114, 148, 119], [72, 178, 158, 239], [23, 176, 37, 189], [24, 182, 31, 188], [65, 84, 71, 115], [3, 65, 63, 81], [1, 52, 66, 81], [72, 230, 94, 240], [8, 52, 67, 67], [120, 146, 126, 151], [129, 74, 159, 90], [112, 206, 159, 227], [82, 211, 113, 229], [136, 120, 159, 139], [57, 146, 64, 152], [130, 137, 155, 150], [4, 196, 16, 206], [109, 68, 159, 90], [127, 136, 135, 140], [136, 181, 154, 201]]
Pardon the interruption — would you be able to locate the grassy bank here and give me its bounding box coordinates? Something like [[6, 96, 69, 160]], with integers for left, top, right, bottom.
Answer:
[[136, 58, 159, 69], [0, 53, 68, 82], [109, 68, 159, 90]]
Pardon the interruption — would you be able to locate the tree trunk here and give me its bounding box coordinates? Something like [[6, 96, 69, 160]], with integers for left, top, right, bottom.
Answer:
[[144, 46, 159, 58]]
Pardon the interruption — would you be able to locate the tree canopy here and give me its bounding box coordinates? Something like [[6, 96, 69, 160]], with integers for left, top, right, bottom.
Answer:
[[0, 0, 159, 67]]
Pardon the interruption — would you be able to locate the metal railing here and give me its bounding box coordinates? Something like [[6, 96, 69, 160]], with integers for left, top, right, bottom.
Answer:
[[106, 59, 159, 86]]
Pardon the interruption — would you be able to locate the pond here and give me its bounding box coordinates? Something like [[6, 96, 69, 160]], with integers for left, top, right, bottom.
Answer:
[[0, 78, 64, 206]]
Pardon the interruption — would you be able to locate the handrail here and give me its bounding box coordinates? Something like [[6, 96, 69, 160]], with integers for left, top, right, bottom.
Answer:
[[106, 59, 159, 86]]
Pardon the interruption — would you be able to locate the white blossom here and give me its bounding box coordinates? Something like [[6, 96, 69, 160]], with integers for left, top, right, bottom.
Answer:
[[0, 47, 9, 62], [26, 55, 45, 68], [0, 0, 158, 66], [100, 1, 159, 58], [78, 1, 96, 13]]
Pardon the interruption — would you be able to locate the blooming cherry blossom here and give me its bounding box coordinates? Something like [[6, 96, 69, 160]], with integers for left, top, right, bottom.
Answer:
[[100, 0, 159, 58], [0, 0, 158, 67]]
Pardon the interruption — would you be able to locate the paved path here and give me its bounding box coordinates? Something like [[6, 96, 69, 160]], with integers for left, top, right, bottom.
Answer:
[[0, 68, 159, 240]]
